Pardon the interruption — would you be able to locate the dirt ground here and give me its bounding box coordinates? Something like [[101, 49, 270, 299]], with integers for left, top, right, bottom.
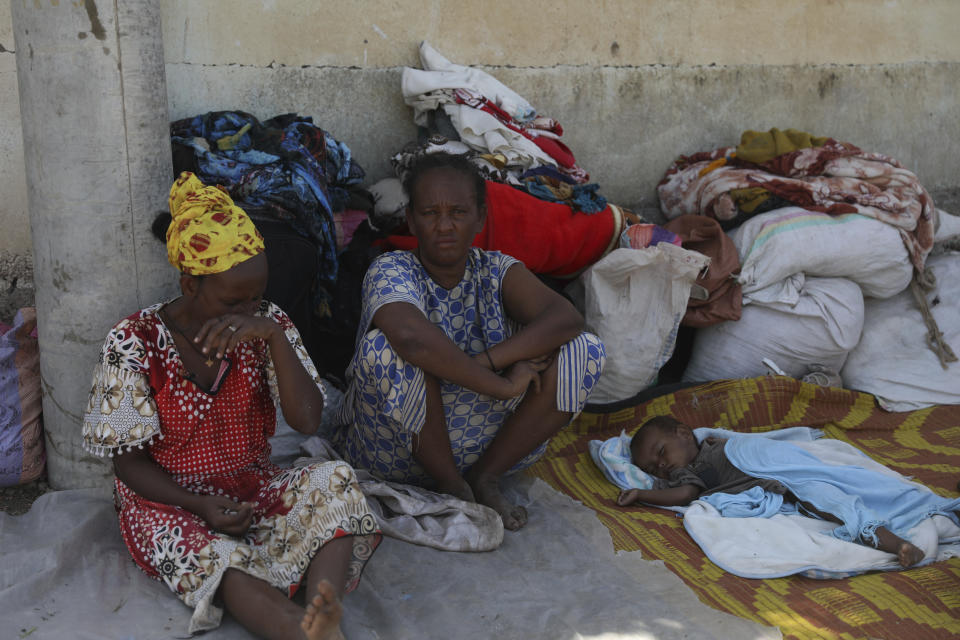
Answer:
[[0, 477, 51, 516]]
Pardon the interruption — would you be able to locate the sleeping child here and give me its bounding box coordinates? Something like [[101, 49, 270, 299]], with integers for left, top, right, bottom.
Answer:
[[615, 416, 960, 568]]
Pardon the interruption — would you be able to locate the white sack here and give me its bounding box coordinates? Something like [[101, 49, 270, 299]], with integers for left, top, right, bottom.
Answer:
[[568, 244, 710, 404], [841, 251, 960, 411], [683, 276, 865, 381], [732, 207, 913, 305], [934, 209, 960, 246]]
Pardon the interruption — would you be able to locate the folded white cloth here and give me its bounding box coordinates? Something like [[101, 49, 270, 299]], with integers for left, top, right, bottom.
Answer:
[[402, 41, 535, 123], [588, 430, 654, 491], [589, 425, 823, 493]]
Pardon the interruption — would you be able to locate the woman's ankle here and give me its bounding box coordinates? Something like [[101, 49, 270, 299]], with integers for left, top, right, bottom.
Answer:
[[434, 475, 475, 502]]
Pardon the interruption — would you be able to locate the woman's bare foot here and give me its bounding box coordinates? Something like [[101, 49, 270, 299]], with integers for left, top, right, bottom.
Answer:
[[467, 471, 527, 530], [300, 579, 344, 640], [874, 526, 925, 568]]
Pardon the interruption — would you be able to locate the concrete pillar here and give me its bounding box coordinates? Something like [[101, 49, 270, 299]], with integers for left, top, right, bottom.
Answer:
[[12, 0, 176, 489]]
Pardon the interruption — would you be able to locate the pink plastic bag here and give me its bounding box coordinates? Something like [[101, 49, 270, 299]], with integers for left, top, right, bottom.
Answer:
[[0, 307, 45, 486]]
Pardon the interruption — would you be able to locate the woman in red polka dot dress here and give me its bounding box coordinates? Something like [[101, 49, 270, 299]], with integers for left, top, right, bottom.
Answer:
[[82, 172, 380, 640]]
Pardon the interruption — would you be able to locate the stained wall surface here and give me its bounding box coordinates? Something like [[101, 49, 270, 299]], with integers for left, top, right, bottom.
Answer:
[[3, 0, 960, 319]]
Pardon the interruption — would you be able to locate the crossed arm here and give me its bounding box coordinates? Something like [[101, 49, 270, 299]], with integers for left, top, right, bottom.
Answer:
[[372, 263, 584, 400]]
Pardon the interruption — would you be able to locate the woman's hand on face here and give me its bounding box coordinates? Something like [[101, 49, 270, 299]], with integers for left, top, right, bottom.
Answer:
[[195, 495, 255, 537], [194, 314, 280, 359]]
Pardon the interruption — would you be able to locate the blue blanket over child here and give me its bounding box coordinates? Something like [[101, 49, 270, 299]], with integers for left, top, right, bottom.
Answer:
[[725, 436, 960, 544], [590, 427, 960, 545]]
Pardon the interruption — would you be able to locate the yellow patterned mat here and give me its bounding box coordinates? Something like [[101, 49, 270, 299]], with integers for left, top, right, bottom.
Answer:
[[525, 377, 960, 640]]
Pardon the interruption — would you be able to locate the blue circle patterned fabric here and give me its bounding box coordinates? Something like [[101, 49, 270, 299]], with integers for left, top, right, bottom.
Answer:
[[334, 248, 605, 484]]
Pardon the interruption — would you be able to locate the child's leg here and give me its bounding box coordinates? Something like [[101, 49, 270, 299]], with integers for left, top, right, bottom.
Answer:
[[873, 526, 925, 568], [791, 494, 924, 568], [305, 535, 354, 595], [296, 536, 356, 640], [795, 499, 841, 524]]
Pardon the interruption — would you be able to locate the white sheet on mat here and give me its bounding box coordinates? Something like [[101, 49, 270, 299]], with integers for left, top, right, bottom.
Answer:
[[681, 438, 960, 579]]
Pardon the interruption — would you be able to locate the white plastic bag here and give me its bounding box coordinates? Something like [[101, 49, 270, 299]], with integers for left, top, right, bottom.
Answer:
[[567, 244, 709, 404]]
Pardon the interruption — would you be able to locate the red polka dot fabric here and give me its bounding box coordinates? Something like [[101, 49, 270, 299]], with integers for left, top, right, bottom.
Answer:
[[81, 301, 380, 633]]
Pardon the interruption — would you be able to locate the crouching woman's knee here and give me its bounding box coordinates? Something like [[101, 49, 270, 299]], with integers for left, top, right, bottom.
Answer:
[[567, 331, 606, 379], [554, 332, 606, 410], [353, 328, 426, 418]]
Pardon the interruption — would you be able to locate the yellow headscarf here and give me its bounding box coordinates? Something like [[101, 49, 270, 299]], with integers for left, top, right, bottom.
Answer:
[[166, 172, 265, 275]]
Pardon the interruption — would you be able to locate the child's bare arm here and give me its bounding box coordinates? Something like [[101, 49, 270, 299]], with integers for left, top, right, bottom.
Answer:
[[617, 483, 702, 507]]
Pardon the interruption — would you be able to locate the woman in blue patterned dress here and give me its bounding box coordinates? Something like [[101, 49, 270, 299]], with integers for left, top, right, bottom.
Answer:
[[335, 153, 605, 530]]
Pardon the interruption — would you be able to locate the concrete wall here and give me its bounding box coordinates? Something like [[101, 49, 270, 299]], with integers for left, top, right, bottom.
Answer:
[[4, 0, 960, 321], [160, 0, 960, 206], [0, 2, 30, 320]]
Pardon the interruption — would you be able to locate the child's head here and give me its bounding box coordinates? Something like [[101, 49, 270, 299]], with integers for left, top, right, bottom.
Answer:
[[629, 416, 700, 479]]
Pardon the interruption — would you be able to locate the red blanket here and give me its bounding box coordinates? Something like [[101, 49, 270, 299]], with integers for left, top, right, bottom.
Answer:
[[384, 180, 625, 278]]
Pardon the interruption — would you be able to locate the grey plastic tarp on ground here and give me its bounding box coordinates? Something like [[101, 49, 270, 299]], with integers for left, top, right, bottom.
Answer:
[[0, 423, 780, 640]]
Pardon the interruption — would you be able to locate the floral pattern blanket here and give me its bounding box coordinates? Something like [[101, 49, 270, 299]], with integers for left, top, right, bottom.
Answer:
[[656, 138, 938, 272]]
